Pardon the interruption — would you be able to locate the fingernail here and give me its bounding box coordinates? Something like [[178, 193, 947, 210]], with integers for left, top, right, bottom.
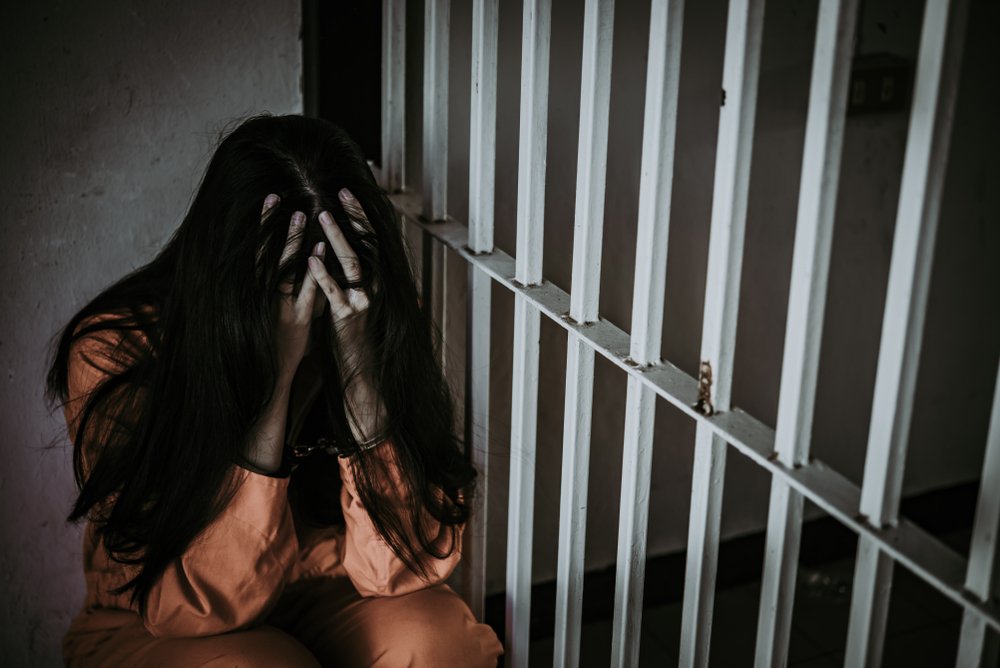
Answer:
[[291, 212, 305, 227], [338, 188, 353, 201], [314, 241, 325, 255], [264, 194, 279, 209], [318, 211, 332, 226]]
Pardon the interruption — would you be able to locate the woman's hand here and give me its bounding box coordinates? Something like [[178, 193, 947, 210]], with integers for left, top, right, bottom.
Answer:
[[241, 194, 323, 473], [267, 195, 322, 387], [307, 188, 388, 444]]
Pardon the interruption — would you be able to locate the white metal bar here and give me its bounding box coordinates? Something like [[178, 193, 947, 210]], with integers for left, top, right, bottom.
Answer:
[[554, 336, 596, 668], [422, 0, 449, 221], [857, 0, 968, 531], [611, 378, 657, 668], [505, 2, 552, 664], [607, 2, 684, 664], [754, 1, 858, 664], [957, 364, 1000, 666], [567, 0, 614, 324], [463, 264, 492, 621], [846, 535, 895, 666], [847, 0, 969, 662], [679, 429, 728, 667], [553, 0, 614, 664], [390, 197, 1000, 635], [469, 0, 498, 254], [680, 0, 765, 665], [772, 0, 856, 470], [957, 614, 999, 668], [514, 0, 551, 286], [505, 295, 542, 668], [381, 0, 406, 191], [627, 0, 685, 366], [755, 480, 804, 667], [462, 0, 499, 624]]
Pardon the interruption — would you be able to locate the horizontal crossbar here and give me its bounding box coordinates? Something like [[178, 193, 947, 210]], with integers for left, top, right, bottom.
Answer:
[[388, 188, 1000, 634]]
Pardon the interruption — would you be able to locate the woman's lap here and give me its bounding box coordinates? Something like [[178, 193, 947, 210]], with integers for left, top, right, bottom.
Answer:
[[64, 578, 503, 667], [268, 576, 503, 667], [63, 610, 318, 668]]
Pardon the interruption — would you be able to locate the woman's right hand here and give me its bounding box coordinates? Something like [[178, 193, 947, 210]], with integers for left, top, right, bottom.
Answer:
[[266, 194, 322, 386], [242, 195, 323, 474]]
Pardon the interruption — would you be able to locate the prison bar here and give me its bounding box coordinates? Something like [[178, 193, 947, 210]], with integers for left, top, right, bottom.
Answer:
[[422, 0, 448, 221], [380, 0, 406, 192], [461, 0, 499, 624], [377, 0, 1000, 664], [552, 0, 614, 665], [608, 1, 685, 666], [679, 0, 765, 666], [393, 190, 1000, 628], [505, 1, 552, 666], [846, 0, 970, 664], [957, 364, 1000, 666], [753, 0, 858, 665]]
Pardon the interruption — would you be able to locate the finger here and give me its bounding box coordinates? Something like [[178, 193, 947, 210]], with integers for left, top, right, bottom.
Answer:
[[261, 193, 280, 217], [339, 188, 371, 234], [318, 210, 362, 283], [279, 211, 307, 269], [295, 242, 323, 310], [308, 255, 352, 317]]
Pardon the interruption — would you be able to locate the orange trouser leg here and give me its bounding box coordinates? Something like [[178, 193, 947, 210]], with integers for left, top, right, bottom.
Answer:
[[63, 609, 320, 668], [268, 577, 505, 667]]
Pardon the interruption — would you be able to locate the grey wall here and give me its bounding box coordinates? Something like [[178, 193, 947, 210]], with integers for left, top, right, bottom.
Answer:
[[0, 2, 302, 664], [407, 0, 999, 595]]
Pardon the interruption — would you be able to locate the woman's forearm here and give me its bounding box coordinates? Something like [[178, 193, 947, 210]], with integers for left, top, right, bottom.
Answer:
[[243, 379, 293, 474]]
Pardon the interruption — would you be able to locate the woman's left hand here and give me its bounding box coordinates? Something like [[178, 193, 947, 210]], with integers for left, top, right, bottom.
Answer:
[[307, 188, 387, 444]]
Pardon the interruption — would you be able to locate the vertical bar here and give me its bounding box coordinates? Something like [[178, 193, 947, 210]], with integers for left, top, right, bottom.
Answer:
[[612, 376, 657, 668], [422, 0, 449, 221], [505, 1, 551, 665], [513, 0, 551, 287], [505, 295, 542, 668], [566, 0, 614, 323], [381, 0, 406, 191], [856, 0, 968, 530], [463, 265, 492, 620], [469, 0, 498, 255], [846, 535, 895, 666], [753, 1, 858, 665], [679, 0, 765, 666], [462, 0, 499, 622], [554, 1, 615, 664], [956, 364, 1000, 667], [610, 1, 685, 665], [846, 0, 969, 664], [421, 0, 449, 364], [555, 336, 596, 668], [755, 481, 804, 667]]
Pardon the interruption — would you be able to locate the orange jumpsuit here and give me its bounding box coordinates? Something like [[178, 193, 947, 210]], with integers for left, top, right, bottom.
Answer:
[[61, 326, 503, 667]]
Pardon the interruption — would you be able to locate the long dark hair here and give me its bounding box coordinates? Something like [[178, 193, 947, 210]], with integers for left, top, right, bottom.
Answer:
[[46, 114, 475, 616]]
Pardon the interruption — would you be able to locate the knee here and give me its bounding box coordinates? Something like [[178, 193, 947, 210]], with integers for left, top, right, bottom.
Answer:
[[377, 586, 503, 667]]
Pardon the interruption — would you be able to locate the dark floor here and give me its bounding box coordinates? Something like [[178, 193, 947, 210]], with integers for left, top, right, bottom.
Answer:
[[527, 551, 967, 667]]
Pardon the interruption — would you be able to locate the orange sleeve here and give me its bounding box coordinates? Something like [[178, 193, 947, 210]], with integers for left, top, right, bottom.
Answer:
[[141, 467, 298, 637], [336, 442, 464, 597], [66, 325, 299, 638]]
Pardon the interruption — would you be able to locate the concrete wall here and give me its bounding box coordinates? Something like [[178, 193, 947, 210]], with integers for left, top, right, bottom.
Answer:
[[408, 0, 999, 595], [0, 2, 302, 664]]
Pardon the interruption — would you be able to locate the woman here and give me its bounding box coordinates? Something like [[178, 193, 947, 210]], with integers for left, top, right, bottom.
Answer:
[[48, 114, 504, 666]]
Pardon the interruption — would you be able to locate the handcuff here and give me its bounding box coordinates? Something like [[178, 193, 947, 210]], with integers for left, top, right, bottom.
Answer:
[[287, 433, 387, 460]]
